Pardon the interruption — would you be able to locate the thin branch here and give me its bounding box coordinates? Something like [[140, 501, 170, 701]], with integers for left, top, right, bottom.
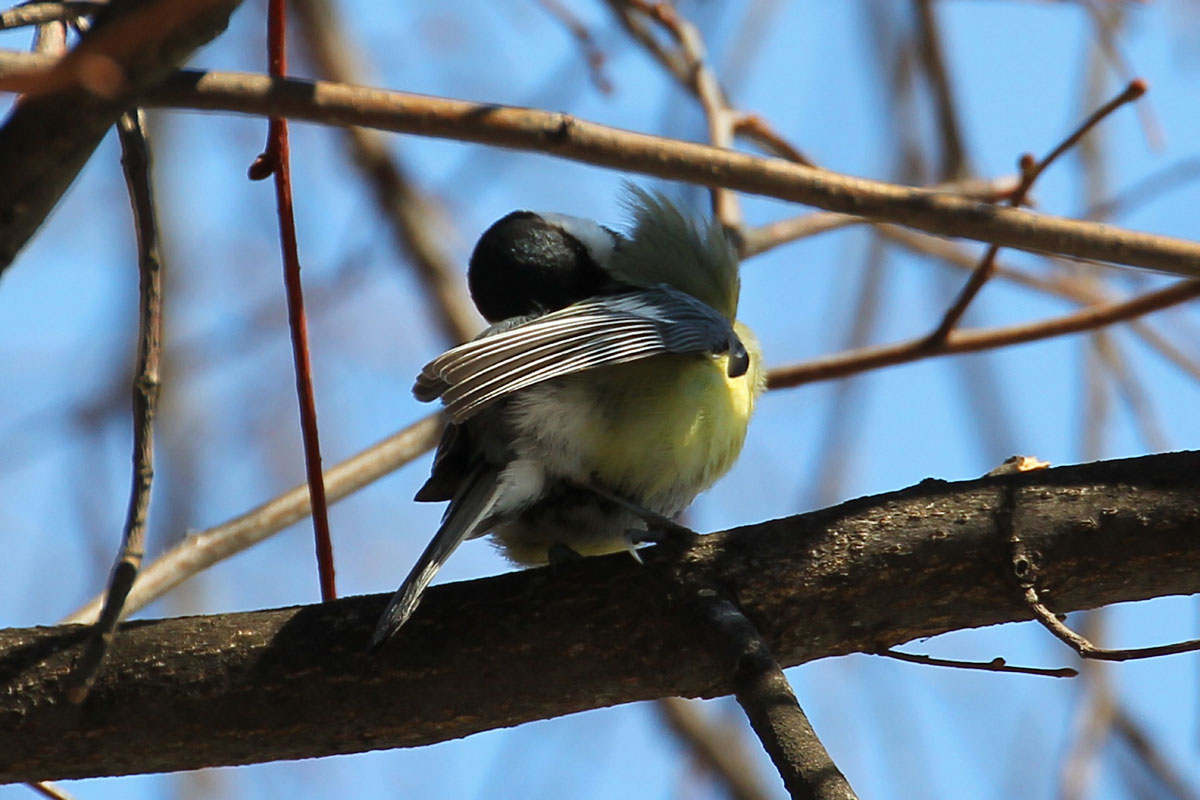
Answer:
[[27, 782, 78, 800], [1084, 157, 1200, 221], [1091, 333, 1171, 452], [609, 0, 816, 167], [1, 57, 1198, 278], [1059, 614, 1116, 800], [798, 236, 886, 509], [878, 648, 1077, 678], [1110, 707, 1200, 800], [732, 113, 814, 166], [65, 108, 162, 703], [925, 79, 1147, 343], [247, 0, 337, 601], [739, 175, 1018, 257], [911, 0, 968, 179], [64, 413, 444, 624], [137, 69, 1200, 276], [876, 223, 1200, 384], [1078, 0, 1164, 151], [1021, 587, 1200, 662], [610, 0, 742, 228], [768, 278, 1200, 389]]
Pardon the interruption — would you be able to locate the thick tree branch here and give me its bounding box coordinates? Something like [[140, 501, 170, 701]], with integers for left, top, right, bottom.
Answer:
[[1, 451, 1198, 782], [0, 0, 243, 270]]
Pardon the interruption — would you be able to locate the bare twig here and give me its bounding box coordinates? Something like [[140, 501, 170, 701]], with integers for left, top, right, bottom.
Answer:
[[1059, 614, 1116, 800], [134, 69, 1200, 276], [1021, 587, 1200, 662], [878, 648, 1076, 678], [1078, 0, 1164, 151], [65, 108, 162, 703], [247, 0, 337, 601], [798, 236, 886, 508], [1111, 707, 1200, 800], [876, 224, 1200, 384], [606, 0, 812, 175], [740, 175, 1018, 257], [925, 79, 1148, 344], [612, 0, 742, 228], [911, 0, 968, 179], [0, 55, 1197, 278], [1090, 333, 1171, 452], [64, 414, 444, 624], [1084, 157, 1200, 221], [768, 279, 1200, 389], [733, 113, 814, 166]]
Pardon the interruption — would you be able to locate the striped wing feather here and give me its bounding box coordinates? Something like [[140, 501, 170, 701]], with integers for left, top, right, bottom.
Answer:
[[414, 288, 733, 422]]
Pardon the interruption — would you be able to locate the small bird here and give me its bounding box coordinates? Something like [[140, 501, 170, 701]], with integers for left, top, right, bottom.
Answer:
[[370, 188, 765, 651]]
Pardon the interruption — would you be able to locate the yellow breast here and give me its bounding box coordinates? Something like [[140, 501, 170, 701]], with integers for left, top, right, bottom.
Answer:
[[568, 321, 764, 511]]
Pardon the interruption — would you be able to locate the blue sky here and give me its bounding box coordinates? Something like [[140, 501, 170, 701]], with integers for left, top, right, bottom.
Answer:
[[2, 1, 1199, 798]]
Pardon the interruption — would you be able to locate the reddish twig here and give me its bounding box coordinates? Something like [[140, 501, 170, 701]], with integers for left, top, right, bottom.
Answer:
[[248, 0, 336, 601], [878, 648, 1077, 678], [875, 223, 1200, 385], [768, 278, 1200, 389], [925, 78, 1147, 345], [66, 109, 162, 703]]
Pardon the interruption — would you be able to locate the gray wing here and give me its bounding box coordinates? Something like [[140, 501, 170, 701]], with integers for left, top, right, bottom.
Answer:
[[414, 287, 737, 422]]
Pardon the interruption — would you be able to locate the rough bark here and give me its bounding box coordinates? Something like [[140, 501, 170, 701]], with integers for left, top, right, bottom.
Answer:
[[1, 451, 1198, 782]]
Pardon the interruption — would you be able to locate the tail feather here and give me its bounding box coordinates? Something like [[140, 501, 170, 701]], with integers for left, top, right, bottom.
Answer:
[[369, 466, 503, 652]]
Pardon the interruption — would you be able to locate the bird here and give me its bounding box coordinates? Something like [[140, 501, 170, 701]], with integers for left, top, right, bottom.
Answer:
[[369, 187, 765, 651]]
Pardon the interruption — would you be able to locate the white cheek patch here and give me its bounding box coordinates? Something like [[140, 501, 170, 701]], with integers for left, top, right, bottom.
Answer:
[[538, 213, 618, 266]]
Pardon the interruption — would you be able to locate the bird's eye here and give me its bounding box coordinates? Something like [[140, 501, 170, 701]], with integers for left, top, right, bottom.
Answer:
[[727, 339, 750, 378]]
